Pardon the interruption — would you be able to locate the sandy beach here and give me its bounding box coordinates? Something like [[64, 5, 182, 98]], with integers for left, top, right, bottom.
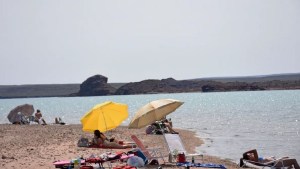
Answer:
[[0, 124, 237, 169]]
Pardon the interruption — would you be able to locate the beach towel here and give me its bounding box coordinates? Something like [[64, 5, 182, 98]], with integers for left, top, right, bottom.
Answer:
[[87, 144, 129, 149], [127, 156, 145, 167], [53, 159, 86, 168], [87, 140, 135, 149], [176, 162, 227, 169]]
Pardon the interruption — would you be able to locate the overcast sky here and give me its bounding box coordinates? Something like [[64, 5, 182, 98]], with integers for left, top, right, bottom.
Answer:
[[0, 0, 299, 85]]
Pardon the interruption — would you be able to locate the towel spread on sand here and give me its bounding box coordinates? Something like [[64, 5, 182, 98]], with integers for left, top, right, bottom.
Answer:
[[176, 162, 227, 169]]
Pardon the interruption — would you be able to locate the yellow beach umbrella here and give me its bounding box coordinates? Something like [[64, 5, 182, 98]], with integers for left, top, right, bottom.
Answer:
[[80, 101, 128, 132], [128, 99, 184, 129]]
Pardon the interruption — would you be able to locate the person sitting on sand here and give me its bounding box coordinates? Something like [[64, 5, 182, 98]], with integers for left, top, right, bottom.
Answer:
[[159, 117, 179, 134], [34, 109, 47, 125], [92, 130, 134, 148], [241, 149, 300, 169], [55, 117, 65, 125]]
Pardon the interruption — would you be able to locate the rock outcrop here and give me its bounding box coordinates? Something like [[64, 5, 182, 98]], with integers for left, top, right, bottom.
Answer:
[[115, 78, 208, 95], [115, 78, 268, 95], [78, 75, 116, 96], [0, 73, 299, 98]]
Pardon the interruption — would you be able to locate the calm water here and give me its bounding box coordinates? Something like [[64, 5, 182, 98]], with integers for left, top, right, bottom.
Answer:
[[0, 90, 299, 162]]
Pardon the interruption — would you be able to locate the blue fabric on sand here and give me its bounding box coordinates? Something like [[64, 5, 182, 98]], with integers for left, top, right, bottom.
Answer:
[[176, 162, 226, 169]]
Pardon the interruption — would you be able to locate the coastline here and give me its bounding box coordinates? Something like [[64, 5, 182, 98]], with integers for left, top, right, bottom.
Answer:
[[1, 72, 299, 99], [0, 124, 238, 169]]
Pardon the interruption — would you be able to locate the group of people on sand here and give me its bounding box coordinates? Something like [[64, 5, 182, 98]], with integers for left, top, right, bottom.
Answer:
[[158, 117, 179, 134], [35, 110, 67, 125], [13, 109, 65, 125], [87, 116, 300, 169], [145, 117, 179, 135], [13, 109, 47, 125], [88, 116, 179, 149]]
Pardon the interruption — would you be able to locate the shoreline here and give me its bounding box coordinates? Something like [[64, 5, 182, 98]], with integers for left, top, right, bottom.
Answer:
[[0, 124, 238, 169]]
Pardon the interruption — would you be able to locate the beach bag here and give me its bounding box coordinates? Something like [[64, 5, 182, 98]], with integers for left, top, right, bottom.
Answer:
[[133, 149, 148, 164], [127, 156, 145, 167], [145, 125, 155, 134], [77, 137, 89, 147]]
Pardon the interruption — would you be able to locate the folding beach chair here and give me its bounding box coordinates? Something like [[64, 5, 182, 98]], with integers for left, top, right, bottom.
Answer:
[[239, 158, 295, 169], [239, 149, 300, 169], [131, 135, 166, 164], [163, 133, 203, 163]]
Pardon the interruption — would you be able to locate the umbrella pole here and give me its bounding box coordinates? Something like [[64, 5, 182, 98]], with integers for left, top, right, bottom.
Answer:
[[101, 112, 113, 137], [102, 112, 108, 132]]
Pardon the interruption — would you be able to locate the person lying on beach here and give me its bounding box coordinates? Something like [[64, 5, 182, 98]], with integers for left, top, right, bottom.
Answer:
[[92, 130, 134, 149], [241, 149, 300, 169]]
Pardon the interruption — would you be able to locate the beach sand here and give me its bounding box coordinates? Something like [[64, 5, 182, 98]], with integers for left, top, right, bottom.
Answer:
[[0, 124, 237, 169]]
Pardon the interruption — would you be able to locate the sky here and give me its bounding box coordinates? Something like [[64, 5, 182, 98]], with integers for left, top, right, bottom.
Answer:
[[0, 0, 299, 85]]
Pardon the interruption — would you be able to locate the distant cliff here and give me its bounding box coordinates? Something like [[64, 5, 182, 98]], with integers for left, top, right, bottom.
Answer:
[[115, 78, 209, 94], [0, 84, 80, 98], [115, 78, 268, 94], [0, 73, 299, 98]]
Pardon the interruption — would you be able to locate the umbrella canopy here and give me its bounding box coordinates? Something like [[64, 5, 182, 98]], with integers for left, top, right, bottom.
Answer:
[[7, 104, 34, 123], [128, 99, 184, 129], [80, 101, 129, 132]]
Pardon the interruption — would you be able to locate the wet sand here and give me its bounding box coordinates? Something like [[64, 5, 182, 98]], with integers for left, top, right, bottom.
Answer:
[[0, 124, 237, 169]]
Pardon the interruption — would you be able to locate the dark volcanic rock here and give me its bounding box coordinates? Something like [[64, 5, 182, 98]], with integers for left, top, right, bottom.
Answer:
[[202, 85, 215, 92], [115, 78, 204, 95], [78, 75, 116, 96], [1, 74, 299, 99], [115, 78, 269, 95]]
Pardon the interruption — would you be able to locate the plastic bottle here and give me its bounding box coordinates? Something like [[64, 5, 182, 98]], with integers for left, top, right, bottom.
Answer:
[[77, 157, 81, 168], [73, 159, 79, 169], [168, 153, 172, 163], [68, 160, 72, 169]]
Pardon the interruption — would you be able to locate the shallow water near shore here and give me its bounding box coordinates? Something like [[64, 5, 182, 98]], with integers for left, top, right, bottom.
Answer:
[[0, 90, 299, 162]]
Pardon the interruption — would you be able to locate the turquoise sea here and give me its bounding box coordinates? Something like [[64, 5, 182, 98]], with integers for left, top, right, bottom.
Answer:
[[0, 90, 299, 162]]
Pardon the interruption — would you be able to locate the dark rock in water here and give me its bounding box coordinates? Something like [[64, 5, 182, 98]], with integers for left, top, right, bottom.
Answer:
[[78, 75, 116, 96]]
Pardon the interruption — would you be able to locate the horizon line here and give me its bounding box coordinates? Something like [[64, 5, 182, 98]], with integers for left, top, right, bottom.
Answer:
[[1, 72, 299, 86]]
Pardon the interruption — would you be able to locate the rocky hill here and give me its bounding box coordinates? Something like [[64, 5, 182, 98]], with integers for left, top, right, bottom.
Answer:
[[0, 73, 300, 98], [115, 78, 273, 94], [77, 75, 116, 96]]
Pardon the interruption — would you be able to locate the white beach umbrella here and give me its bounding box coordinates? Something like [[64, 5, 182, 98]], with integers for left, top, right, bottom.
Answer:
[[128, 99, 184, 129]]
